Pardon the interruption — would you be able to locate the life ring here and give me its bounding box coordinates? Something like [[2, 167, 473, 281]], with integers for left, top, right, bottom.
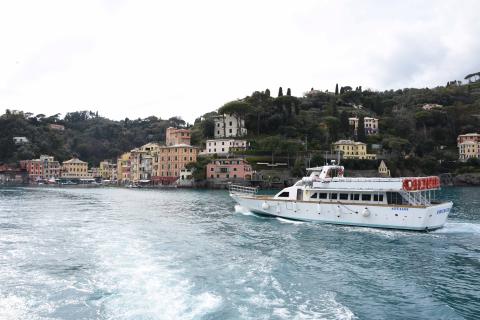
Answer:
[[412, 178, 419, 191], [403, 179, 413, 191]]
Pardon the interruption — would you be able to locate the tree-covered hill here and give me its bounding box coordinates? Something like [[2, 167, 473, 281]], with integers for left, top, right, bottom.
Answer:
[[0, 110, 187, 165], [2, 80, 480, 175]]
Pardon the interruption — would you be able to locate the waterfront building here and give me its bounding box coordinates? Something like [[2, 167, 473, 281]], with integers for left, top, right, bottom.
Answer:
[[129, 143, 161, 183], [202, 139, 248, 155], [206, 158, 253, 180], [213, 114, 247, 138], [117, 152, 131, 184], [348, 117, 379, 135], [378, 160, 391, 177], [332, 140, 377, 160], [99, 160, 117, 180], [62, 157, 90, 179], [152, 144, 199, 184], [166, 127, 191, 146], [20, 155, 61, 181], [0, 164, 28, 185]]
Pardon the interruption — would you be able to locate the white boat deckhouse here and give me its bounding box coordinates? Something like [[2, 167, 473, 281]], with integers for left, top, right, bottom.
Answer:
[[229, 162, 452, 231]]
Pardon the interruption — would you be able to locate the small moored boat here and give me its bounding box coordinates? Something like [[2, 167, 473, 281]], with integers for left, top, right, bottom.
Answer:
[[229, 162, 452, 231]]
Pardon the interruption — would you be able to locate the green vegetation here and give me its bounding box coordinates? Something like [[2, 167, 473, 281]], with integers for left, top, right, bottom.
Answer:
[[2, 78, 480, 176], [0, 110, 188, 165]]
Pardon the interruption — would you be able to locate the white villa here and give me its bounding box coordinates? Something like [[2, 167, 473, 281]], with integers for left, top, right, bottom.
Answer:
[[214, 114, 247, 138]]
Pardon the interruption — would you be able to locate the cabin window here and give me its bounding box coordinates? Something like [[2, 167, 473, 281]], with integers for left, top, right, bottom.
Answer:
[[319, 193, 328, 199], [339, 193, 348, 200], [386, 192, 406, 205], [374, 194, 384, 202], [330, 193, 338, 200], [351, 194, 360, 201], [310, 193, 318, 199], [278, 192, 290, 198], [362, 194, 372, 201]]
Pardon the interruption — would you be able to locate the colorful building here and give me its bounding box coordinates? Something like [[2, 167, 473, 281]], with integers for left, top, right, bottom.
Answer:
[[117, 152, 131, 184], [457, 133, 480, 161], [20, 155, 61, 181], [129, 143, 160, 183], [62, 158, 90, 179], [152, 145, 199, 184], [213, 114, 247, 138], [349, 117, 379, 135], [166, 127, 191, 146], [333, 140, 377, 160], [99, 160, 117, 181], [206, 158, 253, 180]]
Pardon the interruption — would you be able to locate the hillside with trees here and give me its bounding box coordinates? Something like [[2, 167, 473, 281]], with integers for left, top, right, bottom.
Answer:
[[1, 78, 480, 176]]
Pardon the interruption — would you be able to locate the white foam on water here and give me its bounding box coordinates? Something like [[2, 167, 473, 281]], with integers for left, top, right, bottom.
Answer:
[[234, 204, 255, 216], [276, 217, 305, 225], [92, 238, 222, 320], [433, 222, 480, 234], [0, 294, 30, 320], [291, 292, 356, 320]]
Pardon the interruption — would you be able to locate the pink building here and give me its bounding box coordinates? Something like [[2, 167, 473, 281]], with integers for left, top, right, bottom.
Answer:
[[166, 127, 191, 146], [207, 158, 252, 180]]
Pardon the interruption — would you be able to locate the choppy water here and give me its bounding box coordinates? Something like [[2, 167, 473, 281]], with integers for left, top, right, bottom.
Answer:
[[0, 186, 479, 320]]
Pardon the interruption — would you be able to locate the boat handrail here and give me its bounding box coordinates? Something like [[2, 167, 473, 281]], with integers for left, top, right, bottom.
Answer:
[[229, 184, 258, 196]]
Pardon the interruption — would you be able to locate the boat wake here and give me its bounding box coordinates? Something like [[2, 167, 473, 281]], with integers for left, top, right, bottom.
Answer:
[[234, 204, 256, 216], [276, 217, 305, 225], [433, 222, 480, 235], [92, 236, 222, 319]]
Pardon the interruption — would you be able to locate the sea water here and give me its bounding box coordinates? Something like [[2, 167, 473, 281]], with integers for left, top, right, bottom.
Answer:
[[0, 186, 479, 319]]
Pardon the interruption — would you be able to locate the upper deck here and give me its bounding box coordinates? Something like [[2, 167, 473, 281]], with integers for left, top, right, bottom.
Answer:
[[302, 165, 440, 192]]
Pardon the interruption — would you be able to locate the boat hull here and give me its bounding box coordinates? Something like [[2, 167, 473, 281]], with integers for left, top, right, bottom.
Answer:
[[231, 195, 452, 231]]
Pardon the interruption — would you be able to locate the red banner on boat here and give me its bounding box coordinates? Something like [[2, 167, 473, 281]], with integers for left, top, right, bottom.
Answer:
[[402, 176, 440, 191]]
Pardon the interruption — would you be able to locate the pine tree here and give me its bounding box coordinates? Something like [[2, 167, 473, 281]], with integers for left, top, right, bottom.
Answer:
[[278, 87, 283, 97], [286, 88, 291, 96], [265, 88, 270, 97], [335, 83, 339, 95]]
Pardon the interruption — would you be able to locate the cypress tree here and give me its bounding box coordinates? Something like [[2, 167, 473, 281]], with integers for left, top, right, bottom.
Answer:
[[265, 88, 270, 97], [286, 88, 291, 96], [335, 83, 339, 95], [278, 87, 283, 97], [357, 116, 366, 142]]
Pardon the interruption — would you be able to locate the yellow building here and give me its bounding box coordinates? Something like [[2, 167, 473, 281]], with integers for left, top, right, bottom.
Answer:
[[61, 158, 90, 179], [117, 152, 131, 183], [458, 141, 480, 161], [153, 144, 199, 184], [129, 143, 161, 183], [333, 140, 377, 160], [99, 160, 117, 180]]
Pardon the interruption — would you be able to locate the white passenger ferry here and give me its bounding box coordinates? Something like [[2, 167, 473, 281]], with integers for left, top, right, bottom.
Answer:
[[229, 163, 452, 231]]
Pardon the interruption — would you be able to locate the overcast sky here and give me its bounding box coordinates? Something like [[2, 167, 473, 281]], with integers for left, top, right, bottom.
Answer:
[[1, 0, 479, 123]]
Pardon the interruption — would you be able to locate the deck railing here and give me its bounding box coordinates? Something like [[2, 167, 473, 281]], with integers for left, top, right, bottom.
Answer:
[[228, 184, 258, 196]]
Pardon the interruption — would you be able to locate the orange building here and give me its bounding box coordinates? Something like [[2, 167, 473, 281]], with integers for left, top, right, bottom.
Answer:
[[166, 127, 191, 146], [152, 144, 199, 184]]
